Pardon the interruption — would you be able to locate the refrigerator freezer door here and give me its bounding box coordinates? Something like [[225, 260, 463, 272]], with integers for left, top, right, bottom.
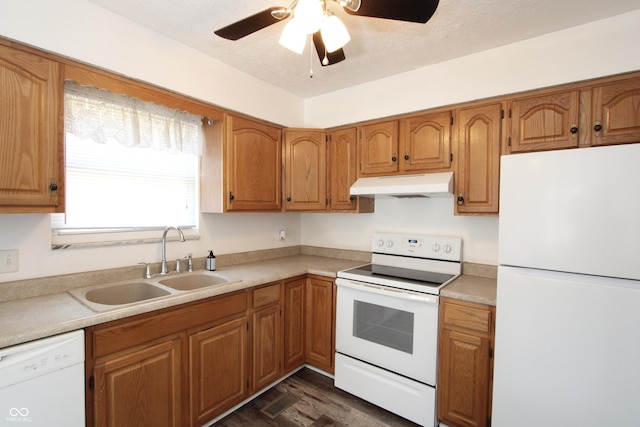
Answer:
[[492, 266, 640, 427], [499, 144, 640, 281]]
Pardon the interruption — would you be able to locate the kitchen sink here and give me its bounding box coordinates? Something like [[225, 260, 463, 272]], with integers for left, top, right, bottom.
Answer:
[[159, 273, 229, 291], [83, 282, 171, 306]]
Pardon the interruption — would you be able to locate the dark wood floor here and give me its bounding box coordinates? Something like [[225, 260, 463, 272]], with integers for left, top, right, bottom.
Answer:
[[213, 368, 420, 426]]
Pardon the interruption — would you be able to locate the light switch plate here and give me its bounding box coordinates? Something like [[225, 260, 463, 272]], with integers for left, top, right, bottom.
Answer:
[[0, 250, 18, 273]]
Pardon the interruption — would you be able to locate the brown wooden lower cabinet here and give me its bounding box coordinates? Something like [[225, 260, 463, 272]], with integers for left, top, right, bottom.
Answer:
[[190, 317, 248, 426], [437, 297, 496, 427], [283, 277, 306, 371], [86, 275, 337, 427], [305, 275, 335, 374]]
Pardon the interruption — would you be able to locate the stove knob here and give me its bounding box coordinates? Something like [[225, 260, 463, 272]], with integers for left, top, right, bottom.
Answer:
[[443, 244, 452, 253], [377, 239, 385, 247], [432, 243, 440, 252], [386, 240, 394, 248]]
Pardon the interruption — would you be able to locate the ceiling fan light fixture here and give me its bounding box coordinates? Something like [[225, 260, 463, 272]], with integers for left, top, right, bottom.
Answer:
[[293, 0, 324, 34], [321, 13, 350, 53], [279, 18, 307, 54]]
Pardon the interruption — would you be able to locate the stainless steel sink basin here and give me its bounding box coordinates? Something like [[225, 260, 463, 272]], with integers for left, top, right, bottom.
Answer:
[[159, 273, 229, 291], [84, 282, 171, 306]]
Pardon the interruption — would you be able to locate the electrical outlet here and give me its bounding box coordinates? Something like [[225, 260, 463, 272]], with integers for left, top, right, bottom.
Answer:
[[278, 230, 286, 241], [0, 250, 18, 273]]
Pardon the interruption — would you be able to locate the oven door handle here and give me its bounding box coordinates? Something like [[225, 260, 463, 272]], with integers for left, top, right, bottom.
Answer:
[[336, 279, 439, 305]]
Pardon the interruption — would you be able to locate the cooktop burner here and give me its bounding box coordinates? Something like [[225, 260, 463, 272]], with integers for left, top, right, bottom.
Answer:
[[337, 232, 463, 295]]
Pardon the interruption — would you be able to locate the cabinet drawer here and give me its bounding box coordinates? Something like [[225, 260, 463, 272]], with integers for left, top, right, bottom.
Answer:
[[252, 282, 280, 308], [442, 300, 492, 334]]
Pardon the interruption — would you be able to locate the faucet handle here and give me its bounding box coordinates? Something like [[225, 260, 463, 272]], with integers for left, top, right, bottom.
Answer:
[[175, 258, 182, 274], [138, 261, 152, 279], [187, 253, 193, 272]]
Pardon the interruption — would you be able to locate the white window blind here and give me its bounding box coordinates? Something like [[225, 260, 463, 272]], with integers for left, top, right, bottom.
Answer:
[[52, 82, 202, 234]]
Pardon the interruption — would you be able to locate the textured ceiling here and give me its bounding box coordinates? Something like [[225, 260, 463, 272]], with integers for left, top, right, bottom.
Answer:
[[87, 0, 640, 98]]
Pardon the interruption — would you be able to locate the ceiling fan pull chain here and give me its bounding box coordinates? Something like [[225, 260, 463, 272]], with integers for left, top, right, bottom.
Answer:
[[309, 35, 314, 78]]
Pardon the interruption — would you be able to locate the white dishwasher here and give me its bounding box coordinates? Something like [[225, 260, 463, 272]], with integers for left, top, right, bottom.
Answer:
[[0, 330, 85, 426]]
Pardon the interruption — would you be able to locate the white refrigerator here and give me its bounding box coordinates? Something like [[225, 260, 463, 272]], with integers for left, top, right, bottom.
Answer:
[[492, 144, 640, 427]]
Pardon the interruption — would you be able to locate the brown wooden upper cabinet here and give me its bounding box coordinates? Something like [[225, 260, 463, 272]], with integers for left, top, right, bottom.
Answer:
[[0, 43, 63, 213], [328, 127, 374, 213], [454, 102, 503, 215], [591, 77, 640, 146], [358, 120, 399, 176], [400, 111, 452, 171], [201, 114, 282, 212], [507, 90, 580, 153], [358, 113, 452, 177], [283, 128, 327, 211]]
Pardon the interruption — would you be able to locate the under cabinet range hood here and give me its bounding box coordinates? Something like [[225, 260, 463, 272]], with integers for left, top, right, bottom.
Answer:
[[350, 172, 454, 199]]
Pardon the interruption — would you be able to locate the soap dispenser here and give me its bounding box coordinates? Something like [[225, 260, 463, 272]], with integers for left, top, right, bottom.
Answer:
[[206, 250, 216, 271]]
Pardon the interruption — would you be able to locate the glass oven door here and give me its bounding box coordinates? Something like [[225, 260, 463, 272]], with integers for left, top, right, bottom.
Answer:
[[335, 278, 439, 386]]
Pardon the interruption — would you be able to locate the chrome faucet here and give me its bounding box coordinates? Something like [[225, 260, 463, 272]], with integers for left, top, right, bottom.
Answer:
[[161, 226, 185, 275]]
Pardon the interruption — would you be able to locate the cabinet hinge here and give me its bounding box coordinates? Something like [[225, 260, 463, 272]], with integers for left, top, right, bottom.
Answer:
[[89, 375, 95, 390], [450, 153, 453, 162], [489, 347, 493, 359], [450, 116, 454, 126], [509, 109, 512, 118], [246, 322, 249, 331], [500, 109, 505, 119], [229, 191, 234, 203], [247, 380, 250, 390], [507, 137, 512, 147]]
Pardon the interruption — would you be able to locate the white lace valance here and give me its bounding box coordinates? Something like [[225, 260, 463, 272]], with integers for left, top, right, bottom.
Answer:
[[64, 81, 203, 155]]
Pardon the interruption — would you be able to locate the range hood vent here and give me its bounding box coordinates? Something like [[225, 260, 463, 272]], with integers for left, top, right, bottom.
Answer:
[[350, 172, 454, 199]]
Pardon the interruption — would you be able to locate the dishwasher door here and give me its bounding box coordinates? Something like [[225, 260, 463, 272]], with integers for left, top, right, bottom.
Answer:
[[0, 330, 85, 426]]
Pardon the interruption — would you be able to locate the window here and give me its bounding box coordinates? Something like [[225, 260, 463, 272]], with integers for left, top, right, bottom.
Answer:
[[52, 81, 202, 244]]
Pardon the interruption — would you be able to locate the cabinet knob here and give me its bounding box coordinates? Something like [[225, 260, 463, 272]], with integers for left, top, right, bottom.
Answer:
[[594, 121, 603, 135], [570, 125, 578, 134], [457, 195, 464, 206], [229, 192, 234, 202], [391, 156, 397, 162], [404, 154, 410, 161], [49, 179, 58, 195], [349, 196, 355, 202], [286, 196, 291, 202]]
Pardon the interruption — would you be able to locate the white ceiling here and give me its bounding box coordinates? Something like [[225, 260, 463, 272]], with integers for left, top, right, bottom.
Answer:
[[87, 0, 640, 98]]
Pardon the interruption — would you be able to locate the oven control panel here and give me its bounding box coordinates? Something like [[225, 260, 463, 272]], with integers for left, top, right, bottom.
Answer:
[[372, 232, 462, 262]]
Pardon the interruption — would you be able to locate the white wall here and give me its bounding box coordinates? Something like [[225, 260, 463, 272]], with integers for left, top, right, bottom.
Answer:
[[305, 10, 640, 128], [1, 3, 638, 282], [302, 199, 498, 265], [0, 0, 305, 127]]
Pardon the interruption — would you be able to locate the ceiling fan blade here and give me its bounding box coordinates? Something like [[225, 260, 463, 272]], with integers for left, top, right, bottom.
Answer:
[[214, 7, 286, 40], [345, 0, 439, 24], [312, 32, 346, 66]]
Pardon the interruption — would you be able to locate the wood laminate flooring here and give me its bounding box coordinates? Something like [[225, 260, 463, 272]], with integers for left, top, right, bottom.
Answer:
[[213, 368, 420, 427]]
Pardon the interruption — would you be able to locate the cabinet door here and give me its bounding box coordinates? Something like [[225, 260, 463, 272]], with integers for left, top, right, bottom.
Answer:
[[305, 277, 334, 373], [454, 103, 503, 215], [0, 44, 62, 212], [402, 111, 452, 171], [508, 91, 580, 153], [283, 277, 306, 372], [93, 336, 183, 427], [251, 303, 282, 393], [284, 129, 327, 211], [592, 78, 640, 146], [438, 329, 491, 427], [226, 115, 282, 211], [358, 121, 399, 176], [189, 317, 248, 426], [328, 127, 358, 211]]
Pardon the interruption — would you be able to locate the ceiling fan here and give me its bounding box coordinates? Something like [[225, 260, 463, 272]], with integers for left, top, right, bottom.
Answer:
[[214, 0, 440, 67]]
